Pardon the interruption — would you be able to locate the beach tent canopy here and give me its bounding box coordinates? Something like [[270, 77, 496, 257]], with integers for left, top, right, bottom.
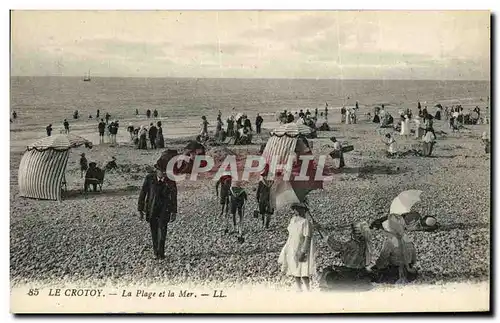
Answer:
[[18, 134, 92, 201], [270, 123, 313, 138], [262, 127, 322, 211], [28, 134, 92, 151]]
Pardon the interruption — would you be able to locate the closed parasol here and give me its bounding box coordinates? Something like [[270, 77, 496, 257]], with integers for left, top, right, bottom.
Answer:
[[390, 190, 423, 215]]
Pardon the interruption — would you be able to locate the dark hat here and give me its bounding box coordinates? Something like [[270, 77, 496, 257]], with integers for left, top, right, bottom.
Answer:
[[155, 149, 178, 171], [291, 202, 308, 211], [154, 158, 168, 172], [330, 136, 337, 142]]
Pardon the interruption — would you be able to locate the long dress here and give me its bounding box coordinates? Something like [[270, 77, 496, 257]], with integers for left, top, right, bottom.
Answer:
[[345, 110, 351, 124], [387, 137, 397, 155], [278, 216, 316, 277], [156, 127, 165, 149], [421, 132, 436, 157], [138, 130, 148, 149], [400, 118, 410, 136], [372, 234, 417, 284]]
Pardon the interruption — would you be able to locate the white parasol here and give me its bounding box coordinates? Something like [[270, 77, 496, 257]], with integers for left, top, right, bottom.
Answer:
[[390, 190, 423, 215]]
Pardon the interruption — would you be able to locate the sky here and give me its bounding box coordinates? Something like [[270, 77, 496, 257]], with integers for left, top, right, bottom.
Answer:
[[10, 10, 491, 80]]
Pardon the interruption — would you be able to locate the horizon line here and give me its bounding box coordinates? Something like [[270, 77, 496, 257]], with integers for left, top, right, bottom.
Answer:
[[9, 75, 491, 82]]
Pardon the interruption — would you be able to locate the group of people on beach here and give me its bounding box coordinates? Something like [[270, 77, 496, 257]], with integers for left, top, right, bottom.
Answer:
[[198, 110, 263, 146], [371, 101, 490, 159], [133, 121, 165, 150], [278, 202, 421, 291], [17, 96, 488, 291]]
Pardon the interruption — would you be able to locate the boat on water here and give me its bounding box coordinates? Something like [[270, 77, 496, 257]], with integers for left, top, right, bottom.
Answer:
[[83, 70, 91, 82]]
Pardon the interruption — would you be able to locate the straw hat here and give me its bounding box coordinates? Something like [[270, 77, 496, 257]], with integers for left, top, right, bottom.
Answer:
[[422, 216, 437, 227], [231, 180, 243, 188], [382, 214, 406, 236]]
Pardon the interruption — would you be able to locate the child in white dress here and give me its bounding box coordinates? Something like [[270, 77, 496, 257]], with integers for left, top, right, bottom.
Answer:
[[278, 203, 316, 291], [384, 133, 397, 156]]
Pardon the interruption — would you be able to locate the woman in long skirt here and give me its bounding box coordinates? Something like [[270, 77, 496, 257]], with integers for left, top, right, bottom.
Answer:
[[278, 203, 316, 291], [138, 126, 148, 149], [368, 214, 418, 284], [421, 131, 436, 157], [156, 121, 165, 149]]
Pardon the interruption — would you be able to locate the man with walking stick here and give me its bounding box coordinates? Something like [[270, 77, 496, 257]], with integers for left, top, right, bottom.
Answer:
[[137, 150, 178, 260]]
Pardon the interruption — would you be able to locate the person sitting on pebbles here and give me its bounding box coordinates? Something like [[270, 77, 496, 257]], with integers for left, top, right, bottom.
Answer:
[[314, 221, 373, 289], [278, 202, 316, 292], [383, 133, 397, 157], [368, 214, 418, 284], [104, 156, 118, 171], [370, 211, 439, 232]]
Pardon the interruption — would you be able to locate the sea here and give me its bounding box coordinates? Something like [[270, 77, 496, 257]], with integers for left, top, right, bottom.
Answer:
[[10, 77, 490, 146]]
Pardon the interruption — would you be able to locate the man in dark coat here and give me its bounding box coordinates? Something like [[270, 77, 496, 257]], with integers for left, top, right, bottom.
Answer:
[[148, 123, 158, 149], [138, 151, 178, 260], [255, 114, 263, 134], [63, 119, 70, 134], [46, 124, 53, 136]]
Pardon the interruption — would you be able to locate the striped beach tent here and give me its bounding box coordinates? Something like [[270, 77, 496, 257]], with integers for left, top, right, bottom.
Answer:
[[18, 134, 92, 201], [262, 124, 323, 210]]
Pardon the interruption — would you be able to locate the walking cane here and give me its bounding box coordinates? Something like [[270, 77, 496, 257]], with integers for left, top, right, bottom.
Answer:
[[306, 209, 324, 240]]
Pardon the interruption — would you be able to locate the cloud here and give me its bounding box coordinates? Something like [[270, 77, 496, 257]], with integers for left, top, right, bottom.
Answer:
[[10, 11, 490, 79], [40, 38, 172, 61], [182, 42, 254, 55], [241, 13, 337, 42]]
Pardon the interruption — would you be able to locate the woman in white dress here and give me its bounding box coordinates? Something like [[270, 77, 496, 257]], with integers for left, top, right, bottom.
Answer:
[[400, 115, 410, 136], [278, 203, 316, 291], [414, 116, 422, 139], [345, 109, 351, 125]]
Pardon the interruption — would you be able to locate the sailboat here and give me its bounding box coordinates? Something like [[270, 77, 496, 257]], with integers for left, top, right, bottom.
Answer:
[[83, 70, 91, 82]]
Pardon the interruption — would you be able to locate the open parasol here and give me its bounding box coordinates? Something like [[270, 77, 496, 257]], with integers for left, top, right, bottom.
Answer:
[[390, 190, 423, 215]]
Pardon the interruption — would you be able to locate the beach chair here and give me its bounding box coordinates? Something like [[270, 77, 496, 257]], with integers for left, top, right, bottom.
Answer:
[[83, 166, 105, 195]]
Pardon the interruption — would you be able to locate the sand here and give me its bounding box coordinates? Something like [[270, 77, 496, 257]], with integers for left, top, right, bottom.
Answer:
[[10, 106, 490, 292]]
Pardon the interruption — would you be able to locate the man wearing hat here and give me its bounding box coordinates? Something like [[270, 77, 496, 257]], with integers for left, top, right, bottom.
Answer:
[[137, 150, 178, 260]]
